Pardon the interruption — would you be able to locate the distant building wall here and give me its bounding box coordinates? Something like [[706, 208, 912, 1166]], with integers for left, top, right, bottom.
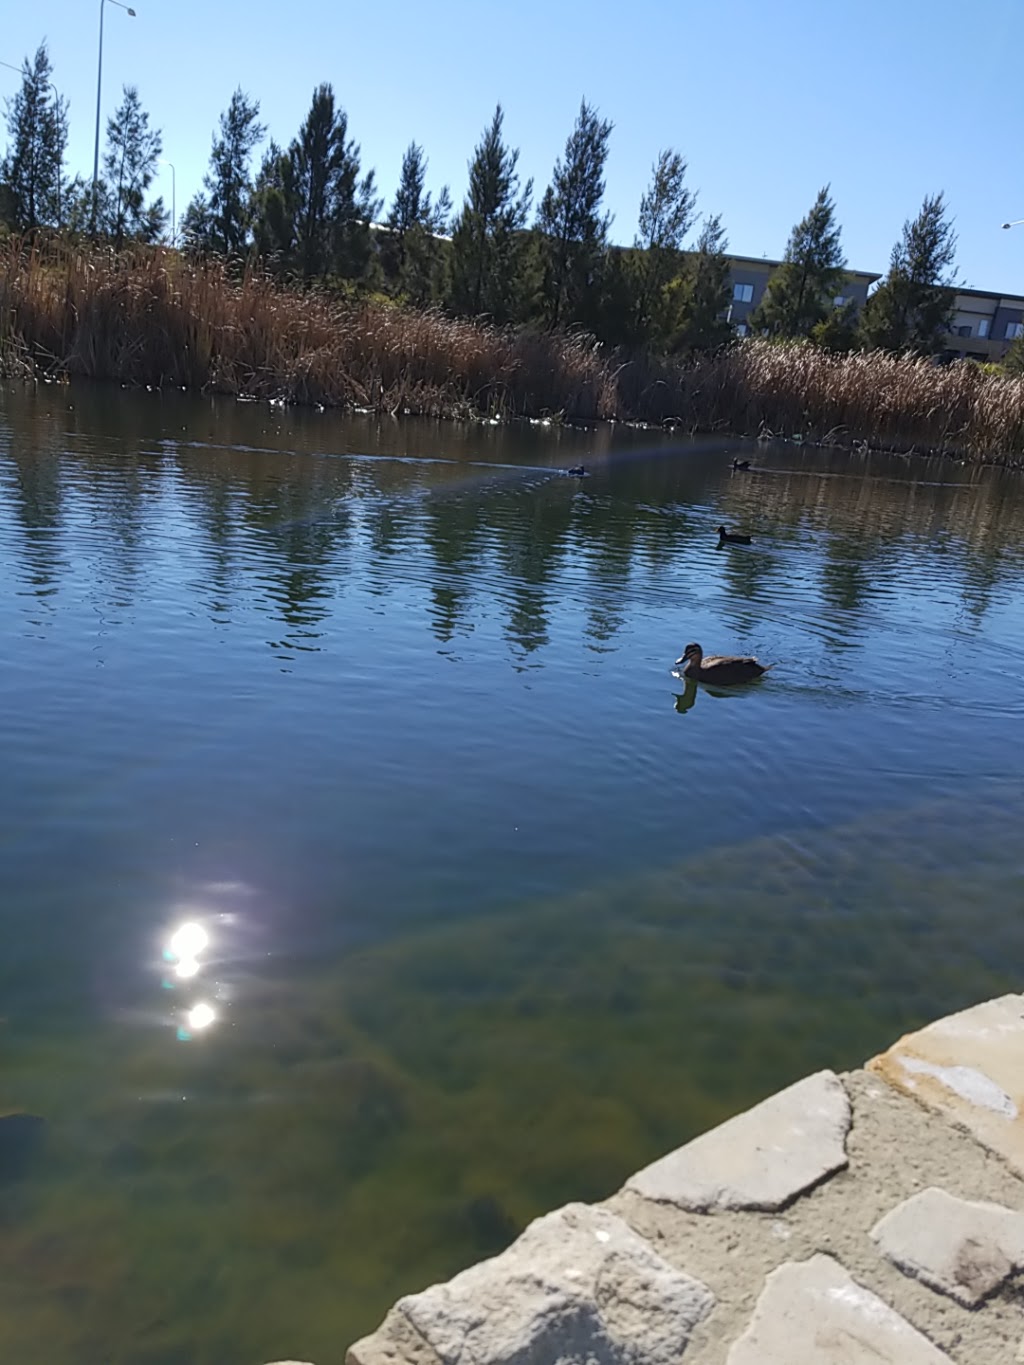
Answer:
[[723, 256, 880, 334], [942, 290, 1024, 361], [618, 244, 1022, 360]]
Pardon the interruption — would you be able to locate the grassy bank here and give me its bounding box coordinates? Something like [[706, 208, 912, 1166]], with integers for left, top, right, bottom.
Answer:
[[2, 237, 1023, 463]]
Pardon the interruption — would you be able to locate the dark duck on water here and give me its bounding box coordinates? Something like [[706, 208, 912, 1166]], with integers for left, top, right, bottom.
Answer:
[[674, 642, 772, 685], [717, 525, 752, 545]]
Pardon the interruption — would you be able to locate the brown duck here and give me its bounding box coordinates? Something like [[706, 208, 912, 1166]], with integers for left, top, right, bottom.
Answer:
[[674, 642, 772, 685]]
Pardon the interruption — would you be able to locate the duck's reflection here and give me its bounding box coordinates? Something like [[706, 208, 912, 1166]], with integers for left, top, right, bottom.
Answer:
[[672, 678, 746, 713], [674, 679, 698, 713]]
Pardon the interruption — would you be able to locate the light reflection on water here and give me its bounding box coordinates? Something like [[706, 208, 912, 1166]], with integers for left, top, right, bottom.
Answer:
[[162, 920, 218, 1040], [184, 1002, 216, 1034], [1, 383, 1024, 1364]]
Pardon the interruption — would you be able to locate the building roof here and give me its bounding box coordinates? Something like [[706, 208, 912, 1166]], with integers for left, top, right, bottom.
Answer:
[[725, 253, 882, 283], [953, 285, 1024, 306]]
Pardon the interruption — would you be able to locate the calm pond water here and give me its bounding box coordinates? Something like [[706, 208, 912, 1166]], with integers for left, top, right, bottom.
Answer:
[[2, 381, 1024, 1364]]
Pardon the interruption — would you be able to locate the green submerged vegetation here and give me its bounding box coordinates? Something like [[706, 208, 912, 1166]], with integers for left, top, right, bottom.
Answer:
[[3, 44, 1024, 460], [3, 792, 1022, 1365]]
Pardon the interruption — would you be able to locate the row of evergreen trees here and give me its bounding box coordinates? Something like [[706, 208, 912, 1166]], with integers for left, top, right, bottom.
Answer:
[[1, 40, 979, 362], [749, 185, 960, 357], [0, 44, 166, 245], [175, 88, 736, 351]]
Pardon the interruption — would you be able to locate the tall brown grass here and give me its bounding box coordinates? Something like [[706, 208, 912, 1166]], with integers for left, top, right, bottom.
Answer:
[[2, 236, 1023, 463]]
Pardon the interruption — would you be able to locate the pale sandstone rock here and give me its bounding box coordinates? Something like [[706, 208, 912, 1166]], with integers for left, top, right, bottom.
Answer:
[[871, 1185, 1024, 1305], [385, 1202, 713, 1365], [625, 1070, 850, 1211], [348, 1312, 441, 1365], [726, 1254, 952, 1364], [868, 993, 1024, 1176]]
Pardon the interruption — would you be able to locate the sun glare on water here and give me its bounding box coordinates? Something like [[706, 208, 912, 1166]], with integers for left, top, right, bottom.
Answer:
[[169, 922, 209, 960], [186, 1002, 216, 1031], [163, 917, 224, 1039]]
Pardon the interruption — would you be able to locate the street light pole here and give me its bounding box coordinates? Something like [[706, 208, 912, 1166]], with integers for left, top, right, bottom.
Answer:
[[91, 0, 136, 234], [1001, 220, 1024, 230]]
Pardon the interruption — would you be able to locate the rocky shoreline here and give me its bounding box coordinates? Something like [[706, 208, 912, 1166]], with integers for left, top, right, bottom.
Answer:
[[316, 995, 1024, 1365]]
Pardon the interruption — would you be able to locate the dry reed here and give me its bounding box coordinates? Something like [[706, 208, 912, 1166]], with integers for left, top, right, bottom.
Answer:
[[2, 237, 1022, 463]]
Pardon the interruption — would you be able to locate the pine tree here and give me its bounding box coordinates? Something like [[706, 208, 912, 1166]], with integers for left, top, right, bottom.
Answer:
[[0, 43, 68, 231], [56, 175, 94, 234], [537, 100, 613, 328], [810, 300, 860, 353], [671, 214, 733, 353], [750, 186, 847, 338], [250, 140, 297, 262], [290, 84, 343, 279], [860, 193, 957, 355], [632, 149, 696, 343], [383, 142, 451, 303], [450, 106, 532, 322], [101, 85, 166, 247], [286, 84, 379, 281], [197, 89, 265, 255], [179, 192, 212, 251], [388, 142, 428, 247]]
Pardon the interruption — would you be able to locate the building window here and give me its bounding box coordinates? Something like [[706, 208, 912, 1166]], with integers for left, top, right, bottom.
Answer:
[[1005, 322, 1024, 341], [956, 325, 972, 337], [978, 318, 990, 339], [733, 283, 754, 303], [833, 295, 848, 307], [735, 323, 748, 337]]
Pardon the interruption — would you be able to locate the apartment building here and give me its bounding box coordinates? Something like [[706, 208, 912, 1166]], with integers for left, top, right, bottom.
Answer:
[[724, 255, 881, 333], [724, 254, 1023, 359], [941, 287, 1024, 362]]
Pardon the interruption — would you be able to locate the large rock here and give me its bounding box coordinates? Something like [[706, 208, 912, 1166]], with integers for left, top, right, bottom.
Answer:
[[625, 1071, 850, 1211], [351, 1203, 713, 1365], [726, 1254, 952, 1364], [868, 993, 1024, 1177], [871, 1185, 1024, 1306]]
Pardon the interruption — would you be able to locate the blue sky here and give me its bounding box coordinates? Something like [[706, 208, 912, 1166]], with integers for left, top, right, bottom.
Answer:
[[4, 0, 1023, 293]]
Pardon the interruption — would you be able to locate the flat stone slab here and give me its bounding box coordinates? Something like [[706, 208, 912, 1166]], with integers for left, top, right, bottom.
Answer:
[[365, 1202, 714, 1365], [868, 993, 1024, 1176], [871, 1185, 1024, 1305], [726, 1254, 952, 1364], [625, 1070, 850, 1211]]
